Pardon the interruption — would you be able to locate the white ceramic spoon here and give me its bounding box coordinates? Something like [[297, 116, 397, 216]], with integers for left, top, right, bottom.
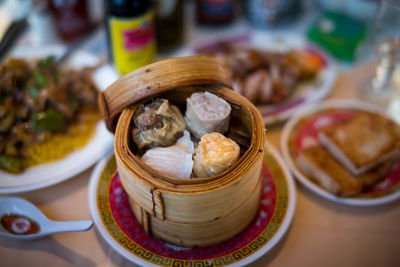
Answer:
[[0, 197, 93, 240]]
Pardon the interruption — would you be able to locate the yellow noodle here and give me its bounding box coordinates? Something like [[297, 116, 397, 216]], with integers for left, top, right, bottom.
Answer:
[[25, 111, 100, 167]]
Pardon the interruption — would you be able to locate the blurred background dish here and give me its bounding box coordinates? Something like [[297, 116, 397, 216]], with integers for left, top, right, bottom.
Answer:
[[175, 32, 336, 124], [0, 44, 118, 194], [281, 99, 400, 206]]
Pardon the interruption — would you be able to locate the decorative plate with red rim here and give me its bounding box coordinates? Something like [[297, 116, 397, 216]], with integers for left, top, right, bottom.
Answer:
[[88, 142, 296, 267], [173, 32, 336, 125], [281, 99, 400, 206]]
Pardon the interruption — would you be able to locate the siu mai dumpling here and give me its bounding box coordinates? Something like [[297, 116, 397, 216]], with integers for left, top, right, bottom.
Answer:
[[133, 99, 186, 149], [141, 131, 194, 179], [194, 132, 240, 177], [185, 91, 231, 139]]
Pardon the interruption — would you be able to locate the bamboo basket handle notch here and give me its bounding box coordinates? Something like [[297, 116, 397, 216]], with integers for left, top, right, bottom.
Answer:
[[151, 188, 165, 221]]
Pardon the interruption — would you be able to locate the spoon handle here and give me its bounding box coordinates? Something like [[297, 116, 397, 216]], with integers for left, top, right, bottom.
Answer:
[[47, 220, 93, 234]]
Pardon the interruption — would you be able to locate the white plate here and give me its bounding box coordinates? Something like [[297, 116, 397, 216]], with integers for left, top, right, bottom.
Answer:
[[0, 44, 119, 193], [281, 99, 400, 206], [88, 142, 296, 266], [173, 32, 337, 125]]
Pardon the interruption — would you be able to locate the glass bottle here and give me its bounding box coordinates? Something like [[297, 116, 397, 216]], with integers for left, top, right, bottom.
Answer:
[[48, 0, 92, 43], [105, 0, 156, 74], [245, 0, 301, 28], [196, 0, 235, 25], [154, 0, 184, 52]]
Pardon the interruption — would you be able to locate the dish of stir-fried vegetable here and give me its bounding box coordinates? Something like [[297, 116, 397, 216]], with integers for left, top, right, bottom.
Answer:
[[0, 56, 99, 173]]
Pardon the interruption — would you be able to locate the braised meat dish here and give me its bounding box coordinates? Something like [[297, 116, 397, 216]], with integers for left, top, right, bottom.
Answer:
[[200, 43, 324, 104], [0, 57, 99, 173]]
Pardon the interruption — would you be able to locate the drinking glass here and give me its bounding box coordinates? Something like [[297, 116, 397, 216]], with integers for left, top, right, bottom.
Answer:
[[359, 0, 400, 121]]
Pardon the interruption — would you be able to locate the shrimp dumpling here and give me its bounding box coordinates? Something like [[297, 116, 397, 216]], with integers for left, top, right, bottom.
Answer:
[[141, 131, 194, 179], [194, 132, 240, 177]]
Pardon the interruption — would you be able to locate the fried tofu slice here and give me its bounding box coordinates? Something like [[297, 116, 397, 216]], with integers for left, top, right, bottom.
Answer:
[[296, 145, 393, 197], [318, 112, 400, 175]]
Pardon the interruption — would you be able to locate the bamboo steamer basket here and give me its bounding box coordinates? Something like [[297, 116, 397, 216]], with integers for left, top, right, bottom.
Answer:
[[99, 56, 266, 247]]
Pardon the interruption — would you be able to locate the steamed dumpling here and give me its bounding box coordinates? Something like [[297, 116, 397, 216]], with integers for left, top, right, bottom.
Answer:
[[185, 91, 231, 139], [194, 132, 240, 177], [133, 99, 186, 150], [141, 131, 194, 178]]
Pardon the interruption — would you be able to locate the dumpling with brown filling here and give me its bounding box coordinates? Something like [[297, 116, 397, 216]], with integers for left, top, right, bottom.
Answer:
[[132, 99, 186, 150]]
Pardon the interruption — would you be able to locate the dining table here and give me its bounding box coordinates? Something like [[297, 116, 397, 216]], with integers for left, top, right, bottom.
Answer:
[[1, 4, 400, 266], [1, 54, 399, 267]]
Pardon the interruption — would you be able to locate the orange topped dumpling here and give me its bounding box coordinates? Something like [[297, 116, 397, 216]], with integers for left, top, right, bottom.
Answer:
[[194, 132, 240, 177]]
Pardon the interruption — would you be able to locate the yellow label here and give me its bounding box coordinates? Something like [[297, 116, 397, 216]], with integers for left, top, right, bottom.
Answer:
[[109, 12, 155, 74]]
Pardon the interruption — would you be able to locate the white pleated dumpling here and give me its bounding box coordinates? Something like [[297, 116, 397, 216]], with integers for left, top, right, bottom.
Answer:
[[141, 131, 194, 178]]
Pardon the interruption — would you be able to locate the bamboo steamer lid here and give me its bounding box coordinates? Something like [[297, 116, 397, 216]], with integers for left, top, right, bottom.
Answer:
[[99, 56, 232, 132], [99, 56, 266, 247]]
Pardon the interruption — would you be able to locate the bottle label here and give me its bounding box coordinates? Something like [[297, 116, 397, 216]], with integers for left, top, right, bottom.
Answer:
[[109, 12, 155, 74]]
